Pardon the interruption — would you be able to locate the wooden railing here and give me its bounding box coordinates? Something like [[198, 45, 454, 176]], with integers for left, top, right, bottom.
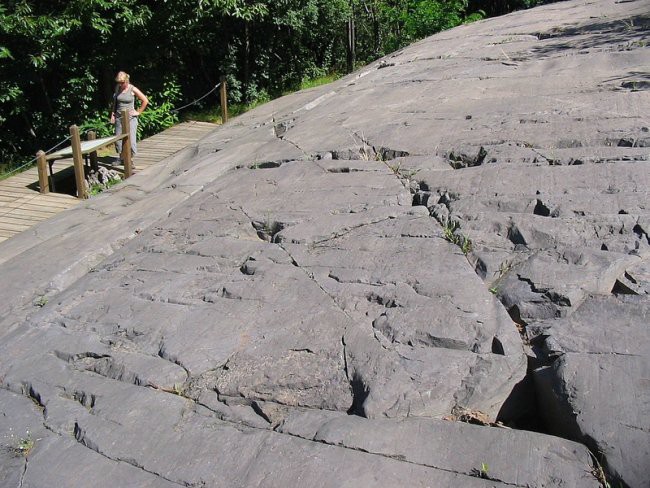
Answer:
[[36, 78, 229, 200], [37, 109, 134, 200]]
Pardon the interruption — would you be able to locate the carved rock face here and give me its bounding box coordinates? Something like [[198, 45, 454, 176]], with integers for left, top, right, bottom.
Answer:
[[0, 1, 648, 486]]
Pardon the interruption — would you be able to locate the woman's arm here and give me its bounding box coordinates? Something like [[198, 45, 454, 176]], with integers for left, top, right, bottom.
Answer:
[[132, 86, 149, 115], [110, 92, 117, 123]]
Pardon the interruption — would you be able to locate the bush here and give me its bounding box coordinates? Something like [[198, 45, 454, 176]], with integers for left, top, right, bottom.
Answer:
[[137, 80, 182, 139], [79, 112, 113, 138]]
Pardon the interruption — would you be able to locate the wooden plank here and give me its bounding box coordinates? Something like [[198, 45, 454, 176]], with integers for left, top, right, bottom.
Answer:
[[0, 121, 217, 242], [0, 209, 58, 219], [0, 180, 35, 190], [0, 206, 60, 218], [140, 143, 191, 148], [34, 200, 78, 209], [4, 216, 51, 226], [0, 221, 31, 232], [0, 185, 54, 195], [1, 210, 46, 222], [46, 134, 127, 160], [138, 147, 179, 152], [0, 178, 34, 186], [0, 201, 64, 212], [155, 143, 201, 148], [140, 147, 183, 153], [17, 197, 77, 209], [152, 133, 208, 139], [151, 131, 210, 138], [0, 189, 33, 198], [144, 140, 190, 146], [0, 214, 44, 226], [4, 174, 36, 183], [137, 152, 177, 158]]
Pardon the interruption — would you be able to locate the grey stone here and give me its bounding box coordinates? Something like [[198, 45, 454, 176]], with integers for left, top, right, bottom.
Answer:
[[529, 294, 650, 357], [278, 410, 599, 488], [1, 0, 649, 485], [535, 353, 650, 488]]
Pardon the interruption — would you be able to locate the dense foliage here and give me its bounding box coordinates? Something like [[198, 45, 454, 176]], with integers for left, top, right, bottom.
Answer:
[[0, 0, 548, 170]]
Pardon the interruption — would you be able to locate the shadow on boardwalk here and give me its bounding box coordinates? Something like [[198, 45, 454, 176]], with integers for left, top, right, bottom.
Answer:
[[0, 121, 218, 243]]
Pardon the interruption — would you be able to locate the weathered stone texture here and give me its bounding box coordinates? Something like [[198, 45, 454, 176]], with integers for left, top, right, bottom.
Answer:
[[1, 0, 648, 486]]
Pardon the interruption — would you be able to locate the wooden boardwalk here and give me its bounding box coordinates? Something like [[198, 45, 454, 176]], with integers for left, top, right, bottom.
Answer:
[[0, 121, 217, 243]]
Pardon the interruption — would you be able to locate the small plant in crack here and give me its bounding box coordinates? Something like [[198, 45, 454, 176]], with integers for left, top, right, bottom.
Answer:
[[359, 145, 376, 161], [263, 212, 274, 235], [460, 235, 472, 255], [489, 259, 512, 293], [590, 452, 613, 488], [388, 162, 402, 174], [442, 219, 472, 255], [621, 17, 634, 31], [401, 168, 421, 179], [252, 212, 282, 242], [469, 461, 492, 479], [35, 296, 48, 307], [349, 131, 377, 161], [388, 162, 420, 180], [11, 432, 34, 457], [151, 382, 186, 397], [443, 219, 459, 241], [495, 260, 512, 279]]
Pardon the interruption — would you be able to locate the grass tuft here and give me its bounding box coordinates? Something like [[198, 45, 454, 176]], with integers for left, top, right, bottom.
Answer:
[[12, 433, 34, 457]]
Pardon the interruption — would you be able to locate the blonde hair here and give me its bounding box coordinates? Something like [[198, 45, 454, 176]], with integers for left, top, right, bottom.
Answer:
[[115, 71, 130, 83]]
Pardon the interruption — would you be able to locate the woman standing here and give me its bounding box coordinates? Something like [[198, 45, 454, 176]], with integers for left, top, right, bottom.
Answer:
[[110, 71, 148, 163]]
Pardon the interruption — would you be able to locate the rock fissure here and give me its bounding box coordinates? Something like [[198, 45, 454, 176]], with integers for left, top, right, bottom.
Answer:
[[1, 1, 647, 486], [303, 215, 402, 246], [72, 423, 189, 487], [285, 428, 530, 487], [157, 340, 191, 378], [18, 456, 27, 488]]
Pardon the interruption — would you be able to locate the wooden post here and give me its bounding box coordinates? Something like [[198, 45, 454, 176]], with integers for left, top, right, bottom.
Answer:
[[121, 109, 133, 178], [37, 150, 48, 194], [220, 76, 229, 124], [69, 125, 87, 199], [87, 130, 98, 171]]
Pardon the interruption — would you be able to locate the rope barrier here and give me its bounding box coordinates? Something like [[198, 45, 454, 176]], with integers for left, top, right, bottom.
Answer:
[[171, 83, 221, 113], [2, 134, 73, 177], [3, 82, 223, 178]]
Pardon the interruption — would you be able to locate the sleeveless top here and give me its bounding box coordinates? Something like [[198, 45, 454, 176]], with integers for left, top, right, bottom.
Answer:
[[114, 85, 135, 115]]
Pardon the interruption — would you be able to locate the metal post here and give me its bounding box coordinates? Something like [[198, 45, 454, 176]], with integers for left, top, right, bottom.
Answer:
[[121, 109, 133, 178], [87, 130, 98, 171], [220, 76, 229, 124], [69, 125, 87, 199], [37, 150, 48, 194]]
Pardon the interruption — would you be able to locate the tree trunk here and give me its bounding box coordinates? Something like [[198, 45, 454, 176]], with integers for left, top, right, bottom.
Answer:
[[244, 21, 251, 101], [347, 4, 356, 73], [39, 76, 54, 115]]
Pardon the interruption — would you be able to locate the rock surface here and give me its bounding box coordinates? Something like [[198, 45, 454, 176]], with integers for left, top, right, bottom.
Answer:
[[1, 0, 649, 486]]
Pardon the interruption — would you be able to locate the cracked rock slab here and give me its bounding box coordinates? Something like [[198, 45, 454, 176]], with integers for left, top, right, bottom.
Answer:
[[285, 215, 526, 420], [0, 0, 648, 486], [535, 353, 650, 488], [278, 409, 599, 488]]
